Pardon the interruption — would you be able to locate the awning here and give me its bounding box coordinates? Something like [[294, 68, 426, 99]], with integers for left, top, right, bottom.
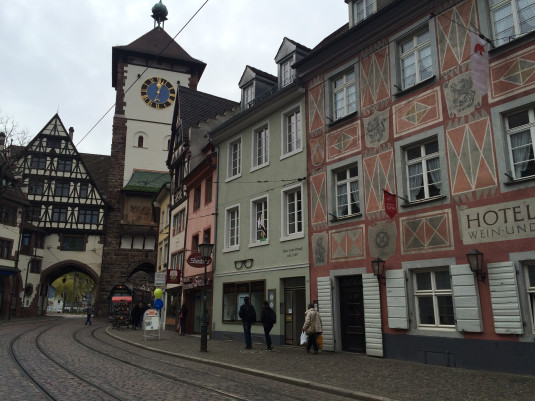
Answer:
[[111, 296, 132, 302], [0, 266, 21, 276]]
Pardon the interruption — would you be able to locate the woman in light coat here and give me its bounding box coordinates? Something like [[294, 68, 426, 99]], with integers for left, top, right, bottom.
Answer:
[[302, 303, 322, 353]]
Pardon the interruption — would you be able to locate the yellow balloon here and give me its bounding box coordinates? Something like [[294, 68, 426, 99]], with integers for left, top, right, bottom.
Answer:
[[154, 288, 163, 299]]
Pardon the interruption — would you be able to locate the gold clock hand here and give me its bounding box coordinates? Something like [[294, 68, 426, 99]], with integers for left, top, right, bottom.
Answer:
[[155, 78, 163, 101]]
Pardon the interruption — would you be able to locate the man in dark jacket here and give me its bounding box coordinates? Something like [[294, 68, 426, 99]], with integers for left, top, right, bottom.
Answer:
[[238, 296, 256, 349], [260, 300, 276, 350]]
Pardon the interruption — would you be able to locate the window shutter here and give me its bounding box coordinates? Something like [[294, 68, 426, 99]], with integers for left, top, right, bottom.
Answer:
[[363, 273, 383, 357], [317, 276, 334, 351], [450, 264, 483, 332], [487, 261, 523, 335], [386, 269, 408, 329]]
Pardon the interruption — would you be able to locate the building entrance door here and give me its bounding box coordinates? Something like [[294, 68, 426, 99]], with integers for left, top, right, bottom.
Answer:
[[283, 277, 306, 345], [339, 275, 365, 352]]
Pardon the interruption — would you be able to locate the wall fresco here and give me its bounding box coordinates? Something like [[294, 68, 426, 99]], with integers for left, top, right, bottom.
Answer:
[[368, 220, 397, 260], [393, 87, 443, 137], [309, 135, 325, 167], [364, 107, 390, 148], [329, 225, 365, 262], [436, 0, 477, 74], [327, 123, 361, 161], [363, 147, 396, 218], [312, 231, 328, 267], [400, 209, 454, 254], [443, 70, 481, 117], [360, 46, 390, 110], [446, 110, 497, 200], [489, 45, 535, 102]]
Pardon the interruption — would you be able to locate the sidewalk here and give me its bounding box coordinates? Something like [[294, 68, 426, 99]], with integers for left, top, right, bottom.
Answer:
[[105, 322, 535, 401]]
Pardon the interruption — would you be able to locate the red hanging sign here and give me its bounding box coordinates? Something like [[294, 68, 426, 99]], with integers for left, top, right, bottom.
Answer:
[[166, 269, 180, 284], [384, 190, 397, 219]]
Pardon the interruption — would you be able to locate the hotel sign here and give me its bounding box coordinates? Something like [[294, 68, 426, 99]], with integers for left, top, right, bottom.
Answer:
[[459, 198, 535, 244]]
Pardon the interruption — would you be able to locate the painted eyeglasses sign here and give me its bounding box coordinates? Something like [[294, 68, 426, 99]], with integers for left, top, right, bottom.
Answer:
[[187, 252, 212, 268]]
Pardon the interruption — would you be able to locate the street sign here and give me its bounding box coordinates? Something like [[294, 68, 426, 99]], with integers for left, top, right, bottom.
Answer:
[[154, 272, 166, 287], [187, 252, 212, 268]]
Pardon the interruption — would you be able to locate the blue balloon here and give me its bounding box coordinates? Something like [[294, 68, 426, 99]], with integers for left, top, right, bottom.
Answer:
[[153, 299, 164, 310]]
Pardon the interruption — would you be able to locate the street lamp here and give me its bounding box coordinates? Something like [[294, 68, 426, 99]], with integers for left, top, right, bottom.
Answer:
[[198, 241, 213, 352]]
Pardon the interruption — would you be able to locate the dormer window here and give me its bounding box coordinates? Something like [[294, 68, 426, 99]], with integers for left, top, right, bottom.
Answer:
[[244, 84, 255, 109], [351, 0, 375, 26], [281, 59, 295, 87]]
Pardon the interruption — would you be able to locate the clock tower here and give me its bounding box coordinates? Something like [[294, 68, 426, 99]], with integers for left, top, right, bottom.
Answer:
[[98, 1, 206, 316]]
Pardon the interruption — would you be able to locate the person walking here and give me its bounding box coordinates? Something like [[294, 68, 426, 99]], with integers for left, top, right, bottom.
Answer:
[[302, 303, 322, 354], [260, 300, 276, 350], [131, 303, 142, 330], [84, 305, 94, 325], [178, 303, 188, 336], [238, 296, 256, 349]]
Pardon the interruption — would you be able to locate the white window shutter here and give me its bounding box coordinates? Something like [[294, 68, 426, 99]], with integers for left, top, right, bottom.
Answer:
[[317, 276, 334, 351], [450, 264, 483, 332], [487, 261, 523, 335], [363, 273, 383, 357], [386, 269, 408, 329]]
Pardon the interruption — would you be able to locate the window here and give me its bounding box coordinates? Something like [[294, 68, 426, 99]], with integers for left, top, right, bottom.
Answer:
[[205, 176, 213, 204], [283, 109, 302, 156], [61, 235, 85, 251], [222, 281, 265, 322], [31, 156, 46, 169], [0, 206, 16, 226], [47, 137, 62, 149], [333, 71, 357, 120], [192, 234, 200, 252], [78, 209, 99, 224], [29, 259, 42, 274], [227, 138, 242, 180], [79, 183, 89, 198], [413, 269, 455, 328], [194, 186, 201, 210], [352, 0, 374, 24], [28, 206, 41, 221], [490, 0, 535, 46], [57, 158, 72, 172], [55, 181, 70, 197], [282, 184, 303, 239], [173, 209, 185, 235], [281, 59, 295, 87], [225, 205, 240, 250], [0, 239, 12, 259], [251, 196, 268, 244], [335, 166, 360, 218], [160, 210, 166, 229], [29, 179, 44, 195], [505, 107, 535, 179], [21, 233, 31, 254], [527, 265, 535, 331], [399, 29, 433, 89], [244, 84, 255, 108], [203, 228, 211, 244], [35, 233, 45, 249], [405, 139, 442, 201], [52, 207, 67, 223], [137, 136, 144, 148], [253, 126, 269, 168]]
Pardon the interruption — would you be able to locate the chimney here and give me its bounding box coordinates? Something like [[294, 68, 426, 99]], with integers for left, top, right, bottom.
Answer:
[[68, 127, 74, 140]]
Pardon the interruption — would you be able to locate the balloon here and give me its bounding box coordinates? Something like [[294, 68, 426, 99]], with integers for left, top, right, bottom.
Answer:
[[154, 299, 163, 310], [154, 288, 163, 299]]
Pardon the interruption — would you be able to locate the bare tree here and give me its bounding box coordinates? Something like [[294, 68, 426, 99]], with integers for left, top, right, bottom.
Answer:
[[0, 111, 31, 147], [0, 111, 30, 194]]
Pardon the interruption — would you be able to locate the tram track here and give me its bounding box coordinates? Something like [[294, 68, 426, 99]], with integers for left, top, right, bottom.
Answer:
[[8, 321, 123, 401]]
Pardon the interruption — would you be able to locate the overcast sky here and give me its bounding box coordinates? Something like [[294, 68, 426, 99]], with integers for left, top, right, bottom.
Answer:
[[1, 1, 348, 155]]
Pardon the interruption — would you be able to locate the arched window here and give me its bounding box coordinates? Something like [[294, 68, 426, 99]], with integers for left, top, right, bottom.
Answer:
[[138, 136, 144, 148]]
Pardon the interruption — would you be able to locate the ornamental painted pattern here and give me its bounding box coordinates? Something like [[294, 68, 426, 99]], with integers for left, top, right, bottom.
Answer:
[[310, 172, 327, 227], [363, 147, 395, 219], [489, 45, 535, 102], [308, 77, 325, 132], [400, 209, 454, 254], [309, 135, 325, 167], [446, 110, 497, 201], [360, 46, 390, 110], [327, 124, 361, 161], [393, 87, 443, 137], [329, 225, 365, 262]]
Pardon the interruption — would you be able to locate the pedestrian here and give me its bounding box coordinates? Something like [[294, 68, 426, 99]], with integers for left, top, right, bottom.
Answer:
[[238, 296, 256, 349], [260, 300, 276, 350], [131, 303, 142, 330], [302, 303, 322, 354], [84, 304, 94, 325], [178, 303, 187, 336]]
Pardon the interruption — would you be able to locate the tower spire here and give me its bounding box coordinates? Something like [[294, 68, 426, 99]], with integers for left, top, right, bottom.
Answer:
[[151, 0, 168, 30]]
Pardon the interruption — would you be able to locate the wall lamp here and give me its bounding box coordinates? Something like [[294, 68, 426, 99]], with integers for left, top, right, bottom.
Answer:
[[234, 259, 253, 270], [372, 257, 386, 283], [466, 249, 486, 282]]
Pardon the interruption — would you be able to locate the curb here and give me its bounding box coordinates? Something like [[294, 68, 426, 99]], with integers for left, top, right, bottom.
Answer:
[[106, 326, 397, 401]]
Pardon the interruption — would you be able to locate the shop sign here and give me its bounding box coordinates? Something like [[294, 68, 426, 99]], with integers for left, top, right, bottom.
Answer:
[[187, 252, 211, 267], [154, 272, 166, 287], [167, 269, 180, 284]]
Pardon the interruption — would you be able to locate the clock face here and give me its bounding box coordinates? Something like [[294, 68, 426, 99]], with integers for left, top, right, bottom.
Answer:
[[140, 77, 176, 109]]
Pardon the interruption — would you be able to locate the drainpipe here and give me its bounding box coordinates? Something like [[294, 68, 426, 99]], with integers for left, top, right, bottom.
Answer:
[[9, 208, 25, 320]]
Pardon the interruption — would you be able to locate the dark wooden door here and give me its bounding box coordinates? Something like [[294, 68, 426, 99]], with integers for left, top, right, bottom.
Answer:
[[339, 275, 365, 353]]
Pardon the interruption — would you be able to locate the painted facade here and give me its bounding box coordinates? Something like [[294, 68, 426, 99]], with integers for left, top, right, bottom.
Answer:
[[296, 0, 535, 373]]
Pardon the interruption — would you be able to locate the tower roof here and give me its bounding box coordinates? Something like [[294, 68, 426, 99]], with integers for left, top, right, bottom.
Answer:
[[112, 28, 207, 87]]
